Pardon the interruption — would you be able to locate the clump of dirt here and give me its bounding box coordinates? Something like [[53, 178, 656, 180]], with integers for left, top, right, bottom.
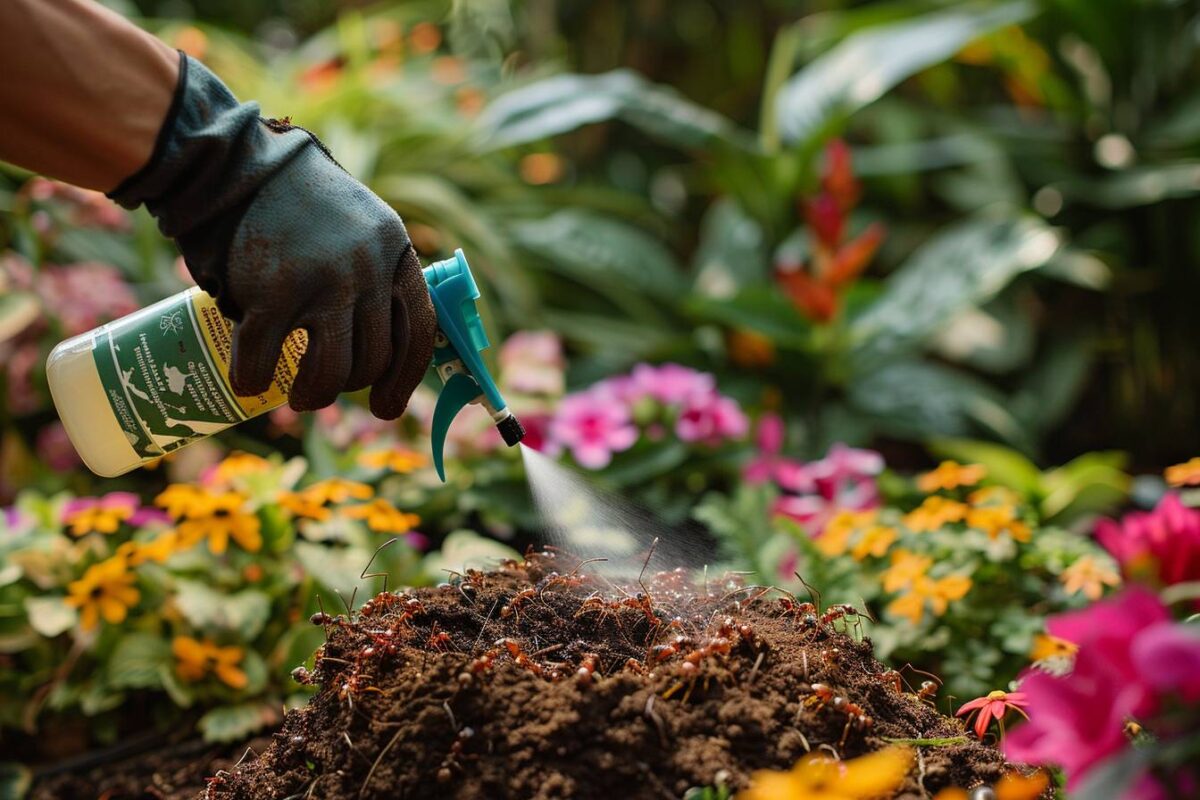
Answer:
[[205, 552, 1014, 800]]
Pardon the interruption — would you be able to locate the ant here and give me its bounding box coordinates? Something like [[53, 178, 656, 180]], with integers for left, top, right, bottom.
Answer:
[[495, 637, 543, 677], [427, 625, 454, 652], [619, 593, 661, 627], [576, 653, 600, 686], [500, 588, 538, 620], [537, 557, 607, 596], [820, 603, 865, 636]]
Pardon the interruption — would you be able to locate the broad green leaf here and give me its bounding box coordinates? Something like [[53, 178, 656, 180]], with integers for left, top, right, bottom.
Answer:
[[685, 287, 812, 349], [422, 530, 520, 581], [775, 2, 1033, 146], [849, 214, 1061, 371], [511, 210, 685, 302], [930, 289, 1035, 374], [691, 199, 769, 296], [108, 632, 172, 690], [1057, 161, 1200, 209], [1041, 452, 1131, 522], [174, 581, 272, 640], [198, 702, 280, 743], [23, 596, 77, 638], [476, 70, 755, 152], [294, 542, 374, 597], [848, 361, 1031, 449], [602, 441, 690, 487], [0, 292, 38, 346], [927, 438, 1042, 497], [1011, 335, 1093, 435]]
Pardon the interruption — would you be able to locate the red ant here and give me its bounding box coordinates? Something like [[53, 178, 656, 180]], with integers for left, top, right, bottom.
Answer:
[[576, 653, 599, 686], [619, 593, 661, 627], [427, 625, 453, 651], [537, 557, 606, 596], [495, 637, 543, 677], [500, 588, 538, 620]]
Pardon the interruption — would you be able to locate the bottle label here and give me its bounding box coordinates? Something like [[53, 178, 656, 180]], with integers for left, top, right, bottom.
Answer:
[[92, 290, 307, 459]]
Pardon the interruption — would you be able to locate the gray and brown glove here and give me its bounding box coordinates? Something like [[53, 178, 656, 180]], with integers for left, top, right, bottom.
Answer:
[[109, 52, 434, 418]]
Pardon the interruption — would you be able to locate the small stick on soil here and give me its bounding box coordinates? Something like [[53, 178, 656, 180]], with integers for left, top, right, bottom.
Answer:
[[359, 727, 404, 799], [747, 651, 765, 686], [643, 694, 669, 747], [470, 599, 501, 656], [530, 643, 564, 658], [343, 731, 371, 764], [639, 538, 660, 595], [442, 701, 458, 731], [361, 537, 399, 595], [234, 746, 258, 766]]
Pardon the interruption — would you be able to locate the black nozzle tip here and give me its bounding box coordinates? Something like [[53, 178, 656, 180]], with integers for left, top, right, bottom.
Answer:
[[497, 414, 525, 447]]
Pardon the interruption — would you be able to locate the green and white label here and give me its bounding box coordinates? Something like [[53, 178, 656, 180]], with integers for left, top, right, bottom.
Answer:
[[92, 290, 306, 459]]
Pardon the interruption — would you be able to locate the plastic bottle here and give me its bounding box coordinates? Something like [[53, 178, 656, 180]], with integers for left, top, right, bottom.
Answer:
[[46, 287, 306, 477]]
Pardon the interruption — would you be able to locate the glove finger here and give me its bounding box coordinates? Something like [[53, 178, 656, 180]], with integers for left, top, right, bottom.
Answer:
[[230, 313, 294, 397], [289, 311, 354, 412], [344, 294, 391, 393], [369, 248, 437, 420]]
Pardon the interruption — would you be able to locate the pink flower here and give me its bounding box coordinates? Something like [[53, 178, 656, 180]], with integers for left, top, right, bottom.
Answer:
[[1095, 493, 1200, 587], [36, 263, 138, 336], [36, 422, 81, 471], [675, 392, 748, 445], [6, 343, 43, 414], [499, 331, 564, 396], [956, 690, 1029, 739], [744, 414, 809, 488], [1005, 588, 1200, 791], [770, 443, 883, 535], [629, 363, 715, 406], [61, 492, 167, 527], [546, 390, 638, 469]]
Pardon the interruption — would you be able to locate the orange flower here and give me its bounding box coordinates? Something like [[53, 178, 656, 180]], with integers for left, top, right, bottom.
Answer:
[[881, 550, 932, 593], [115, 530, 179, 566], [850, 525, 897, 561], [1165, 457, 1200, 487], [968, 485, 1021, 506], [1060, 555, 1120, 600], [342, 499, 420, 534], [65, 557, 140, 631], [740, 747, 912, 800], [917, 461, 987, 493], [155, 484, 215, 520], [278, 492, 332, 521], [64, 504, 132, 536], [358, 448, 427, 474], [172, 636, 249, 689], [210, 452, 271, 484], [995, 770, 1051, 800], [965, 504, 1031, 542], [887, 574, 971, 625], [903, 496, 968, 532], [176, 492, 262, 555], [816, 510, 877, 557], [301, 478, 373, 506], [727, 329, 776, 369]]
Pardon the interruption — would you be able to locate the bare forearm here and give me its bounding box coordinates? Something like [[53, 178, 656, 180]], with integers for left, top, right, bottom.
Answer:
[[0, 0, 179, 192]]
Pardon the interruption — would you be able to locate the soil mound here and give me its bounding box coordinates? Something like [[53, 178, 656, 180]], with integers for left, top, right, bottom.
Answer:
[[206, 551, 1010, 799]]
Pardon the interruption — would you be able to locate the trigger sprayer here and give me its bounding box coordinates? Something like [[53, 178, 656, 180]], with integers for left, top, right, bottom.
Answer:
[[46, 248, 522, 479], [423, 249, 524, 480]]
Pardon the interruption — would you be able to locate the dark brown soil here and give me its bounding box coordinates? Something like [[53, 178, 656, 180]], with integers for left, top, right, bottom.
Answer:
[[30, 736, 271, 800], [201, 551, 1011, 799]]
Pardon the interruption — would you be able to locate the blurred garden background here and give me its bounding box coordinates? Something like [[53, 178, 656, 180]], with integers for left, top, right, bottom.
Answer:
[[2, 0, 1200, 795]]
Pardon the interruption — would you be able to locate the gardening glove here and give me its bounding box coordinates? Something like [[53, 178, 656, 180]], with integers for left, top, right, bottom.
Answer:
[[107, 52, 435, 419]]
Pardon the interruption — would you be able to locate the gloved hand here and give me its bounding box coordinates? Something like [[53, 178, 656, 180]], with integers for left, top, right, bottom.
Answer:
[[108, 52, 435, 419]]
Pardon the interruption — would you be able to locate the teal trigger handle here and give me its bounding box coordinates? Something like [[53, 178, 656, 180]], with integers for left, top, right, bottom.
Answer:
[[424, 249, 525, 481]]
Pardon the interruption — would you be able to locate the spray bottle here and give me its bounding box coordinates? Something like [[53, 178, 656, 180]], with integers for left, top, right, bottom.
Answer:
[[46, 249, 523, 478]]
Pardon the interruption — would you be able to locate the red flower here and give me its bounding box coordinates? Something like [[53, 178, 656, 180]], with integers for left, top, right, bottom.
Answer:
[[777, 267, 837, 323], [823, 139, 861, 212], [803, 192, 845, 250], [957, 690, 1029, 739]]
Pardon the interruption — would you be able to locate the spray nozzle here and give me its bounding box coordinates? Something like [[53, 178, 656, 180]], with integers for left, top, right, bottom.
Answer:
[[424, 249, 524, 481]]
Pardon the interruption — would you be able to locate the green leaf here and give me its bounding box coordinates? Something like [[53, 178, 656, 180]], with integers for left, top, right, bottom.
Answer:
[[1056, 162, 1200, 209], [775, 2, 1034, 146], [929, 290, 1036, 375], [0, 292, 39, 346], [927, 438, 1042, 497], [294, 542, 372, 598], [108, 632, 172, 690], [159, 663, 195, 708], [0, 762, 31, 800], [1010, 335, 1094, 436], [174, 581, 272, 640], [686, 286, 812, 349], [510, 210, 686, 303], [238, 649, 269, 696], [198, 702, 280, 743], [691, 199, 769, 295], [1041, 452, 1131, 523], [602, 442, 690, 487], [848, 214, 1061, 371], [422, 530, 520, 582], [476, 70, 754, 152], [23, 596, 77, 638], [848, 361, 1031, 449]]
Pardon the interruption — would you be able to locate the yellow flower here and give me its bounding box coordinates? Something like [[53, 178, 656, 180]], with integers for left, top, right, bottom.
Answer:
[[995, 770, 1051, 800], [342, 499, 420, 534], [64, 504, 133, 536], [1060, 555, 1120, 600], [887, 574, 971, 625], [917, 461, 987, 493], [740, 747, 912, 800], [278, 491, 332, 521], [176, 492, 262, 555], [816, 510, 877, 558], [881, 549, 932, 592], [358, 448, 428, 474], [115, 530, 179, 566], [903, 496, 968, 532], [968, 485, 1021, 506], [850, 525, 898, 561], [302, 478, 374, 506], [155, 484, 215, 520], [172, 636, 249, 689], [965, 505, 1031, 543], [211, 452, 271, 484], [1166, 457, 1200, 487], [65, 557, 140, 631], [1030, 633, 1078, 662]]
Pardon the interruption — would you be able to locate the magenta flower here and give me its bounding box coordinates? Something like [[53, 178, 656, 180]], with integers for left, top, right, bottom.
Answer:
[[36, 263, 138, 336], [744, 414, 809, 488], [36, 422, 81, 472], [629, 363, 715, 405], [1095, 493, 1200, 587], [956, 690, 1029, 739], [546, 390, 638, 469], [499, 331, 564, 396], [675, 392, 748, 445], [61, 492, 168, 528], [1005, 588, 1200, 791], [770, 443, 883, 535]]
